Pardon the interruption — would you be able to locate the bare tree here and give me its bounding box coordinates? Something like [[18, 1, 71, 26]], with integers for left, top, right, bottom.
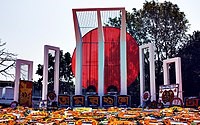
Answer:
[[0, 40, 17, 79]]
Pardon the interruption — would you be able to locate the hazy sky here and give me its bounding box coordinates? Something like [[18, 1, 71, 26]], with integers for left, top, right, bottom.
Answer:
[[0, 0, 199, 81]]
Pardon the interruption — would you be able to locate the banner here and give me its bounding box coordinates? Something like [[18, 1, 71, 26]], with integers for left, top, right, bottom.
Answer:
[[72, 95, 85, 107], [19, 80, 33, 107], [47, 91, 58, 109], [58, 95, 70, 107], [87, 95, 100, 107], [185, 97, 200, 108], [117, 95, 130, 107], [159, 84, 179, 107], [171, 97, 183, 107], [102, 95, 115, 107]]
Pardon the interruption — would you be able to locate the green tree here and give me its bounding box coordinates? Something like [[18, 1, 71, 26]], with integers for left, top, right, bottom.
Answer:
[[35, 51, 74, 95], [0, 40, 16, 79], [177, 31, 200, 97], [106, 0, 190, 99]]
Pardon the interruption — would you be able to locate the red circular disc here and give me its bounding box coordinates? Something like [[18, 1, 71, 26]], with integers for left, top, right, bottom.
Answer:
[[72, 27, 139, 93]]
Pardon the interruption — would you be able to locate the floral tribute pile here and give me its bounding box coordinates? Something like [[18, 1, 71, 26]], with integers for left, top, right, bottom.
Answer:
[[0, 106, 200, 125]]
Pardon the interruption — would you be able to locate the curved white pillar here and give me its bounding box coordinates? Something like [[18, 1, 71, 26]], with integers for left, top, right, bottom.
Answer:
[[163, 57, 183, 100], [72, 9, 83, 95], [42, 45, 60, 102], [14, 59, 33, 102], [120, 8, 127, 95], [139, 43, 156, 105]]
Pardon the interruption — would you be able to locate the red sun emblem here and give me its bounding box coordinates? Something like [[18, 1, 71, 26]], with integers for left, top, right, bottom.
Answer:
[[72, 27, 139, 93]]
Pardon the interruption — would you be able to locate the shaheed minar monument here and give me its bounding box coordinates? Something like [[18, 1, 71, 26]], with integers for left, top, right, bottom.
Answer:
[[13, 7, 183, 108]]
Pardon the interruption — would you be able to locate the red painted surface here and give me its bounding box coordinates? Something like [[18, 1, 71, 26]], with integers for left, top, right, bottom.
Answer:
[[72, 27, 139, 93]]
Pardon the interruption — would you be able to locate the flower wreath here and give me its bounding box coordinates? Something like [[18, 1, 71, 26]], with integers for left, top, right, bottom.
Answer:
[[142, 91, 151, 102], [75, 118, 98, 125]]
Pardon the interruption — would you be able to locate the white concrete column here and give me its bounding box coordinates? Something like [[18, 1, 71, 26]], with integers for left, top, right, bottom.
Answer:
[[73, 9, 83, 95], [176, 58, 183, 100], [42, 46, 49, 101], [14, 59, 33, 102], [163, 57, 183, 101], [120, 8, 127, 95], [14, 60, 21, 102], [28, 62, 33, 81], [97, 9, 104, 107], [139, 47, 145, 105], [149, 44, 156, 101], [54, 48, 60, 101], [163, 62, 169, 85]]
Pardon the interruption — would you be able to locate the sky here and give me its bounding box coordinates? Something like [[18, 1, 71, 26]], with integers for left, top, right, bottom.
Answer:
[[0, 0, 200, 81]]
